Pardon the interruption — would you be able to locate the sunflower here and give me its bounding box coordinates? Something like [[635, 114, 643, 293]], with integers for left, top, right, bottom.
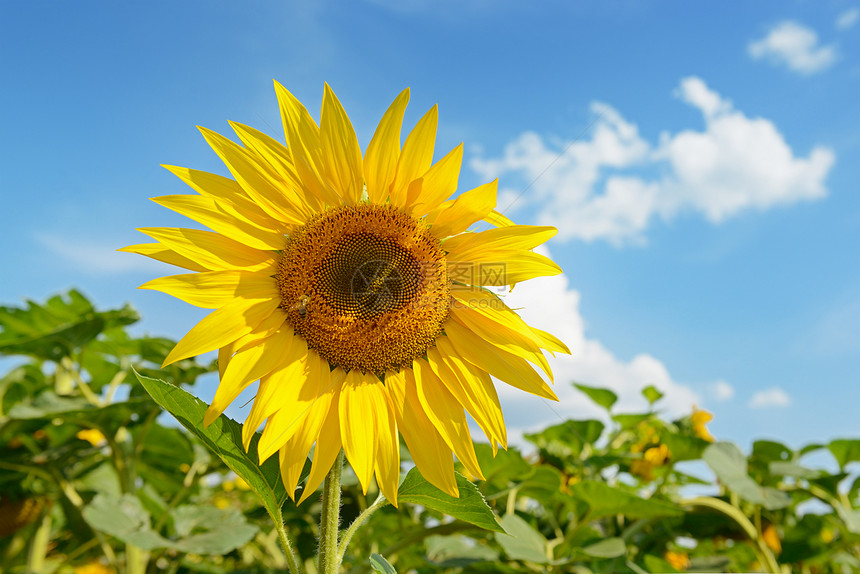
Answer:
[[122, 82, 568, 506]]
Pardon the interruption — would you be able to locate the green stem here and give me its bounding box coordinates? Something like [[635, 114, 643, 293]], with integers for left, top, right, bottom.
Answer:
[[319, 450, 344, 574], [338, 494, 389, 565], [681, 497, 780, 573], [271, 503, 302, 574], [27, 512, 52, 573]]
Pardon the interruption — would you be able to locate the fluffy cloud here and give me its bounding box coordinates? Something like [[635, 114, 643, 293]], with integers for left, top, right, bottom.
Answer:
[[748, 387, 792, 409], [709, 380, 735, 401], [835, 8, 859, 31], [492, 253, 705, 437], [748, 21, 837, 74], [471, 77, 834, 244]]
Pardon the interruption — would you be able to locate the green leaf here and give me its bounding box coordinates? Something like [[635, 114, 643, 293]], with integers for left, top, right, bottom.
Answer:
[[494, 514, 547, 563], [369, 553, 397, 574], [134, 370, 297, 521], [828, 439, 860, 469], [662, 432, 710, 462], [569, 481, 683, 520], [170, 505, 258, 554], [0, 290, 138, 362], [524, 419, 604, 463], [703, 442, 790, 510], [573, 383, 617, 411], [425, 535, 499, 566], [611, 413, 652, 430], [398, 468, 503, 532], [82, 493, 169, 550], [580, 537, 626, 558], [641, 385, 663, 405]]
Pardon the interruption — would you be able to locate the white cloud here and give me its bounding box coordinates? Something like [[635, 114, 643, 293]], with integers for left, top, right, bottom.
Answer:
[[836, 8, 860, 30], [472, 77, 834, 244], [709, 380, 735, 401], [492, 250, 705, 438], [748, 387, 792, 409], [748, 21, 837, 75]]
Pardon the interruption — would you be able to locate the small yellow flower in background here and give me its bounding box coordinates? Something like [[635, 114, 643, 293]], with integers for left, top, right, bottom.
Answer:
[[74, 561, 114, 574], [222, 479, 236, 492], [664, 550, 690, 570], [76, 429, 107, 447], [123, 82, 568, 506], [821, 527, 834, 543], [234, 476, 250, 490], [631, 421, 659, 453], [179, 463, 191, 473], [691, 406, 714, 442], [213, 495, 230, 509], [631, 444, 671, 481], [763, 524, 781, 554]]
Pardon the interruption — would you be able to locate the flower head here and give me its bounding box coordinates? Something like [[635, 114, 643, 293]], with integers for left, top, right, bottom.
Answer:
[[123, 83, 568, 505], [691, 406, 714, 442]]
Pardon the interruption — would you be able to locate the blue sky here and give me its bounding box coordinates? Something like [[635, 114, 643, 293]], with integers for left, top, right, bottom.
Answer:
[[2, 1, 859, 452]]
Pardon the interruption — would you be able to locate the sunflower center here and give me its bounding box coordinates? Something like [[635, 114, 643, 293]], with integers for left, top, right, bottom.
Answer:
[[277, 204, 449, 374]]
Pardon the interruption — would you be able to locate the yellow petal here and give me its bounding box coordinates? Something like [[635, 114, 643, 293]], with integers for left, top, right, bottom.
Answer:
[[390, 105, 437, 207], [450, 284, 570, 356], [386, 370, 458, 497], [298, 368, 347, 504], [429, 341, 506, 449], [161, 165, 285, 233], [321, 83, 364, 205], [483, 209, 515, 227], [204, 325, 294, 426], [528, 325, 571, 355], [198, 127, 311, 224], [365, 88, 409, 204], [151, 195, 285, 251], [274, 81, 342, 207], [242, 337, 309, 451], [276, 373, 337, 494], [444, 225, 557, 257], [118, 243, 207, 272], [228, 121, 323, 211], [256, 349, 328, 462], [426, 179, 498, 239], [217, 309, 288, 379], [136, 227, 276, 273], [443, 319, 558, 401], [140, 270, 277, 309], [407, 143, 463, 216], [338, 370, 381, 494], [164, 296, 280, 367], [449, 305, 552, 380], [372, 385, 400, 507], [411, 360, 484, 480], [448, 249, 562, 286]]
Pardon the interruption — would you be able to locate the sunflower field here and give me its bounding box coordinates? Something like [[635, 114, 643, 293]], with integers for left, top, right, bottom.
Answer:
[[1, 290, 858, 574]]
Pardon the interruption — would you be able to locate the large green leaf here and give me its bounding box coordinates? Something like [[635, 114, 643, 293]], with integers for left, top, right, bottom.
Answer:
[[828, 439, 860, 469], [135, 370, 297, 520], [703, 442, 790, 510], [0, 290, 138, 362], [573, 383, 617, 411], [82, 494, 257, 554], [397, 468, 504, 533], [494, 513, 547, 563], [170, 505, 258, 554], [82, 493, 169, 550], [579, 537, 626, 559], [569, 481, 683, 520]]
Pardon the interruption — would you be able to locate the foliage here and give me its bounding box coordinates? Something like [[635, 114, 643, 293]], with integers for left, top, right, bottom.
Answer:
[[1, 290, 858, 573]]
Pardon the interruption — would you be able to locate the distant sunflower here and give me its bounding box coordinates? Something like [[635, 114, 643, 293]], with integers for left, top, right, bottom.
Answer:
[[122, 83, 568, 505]]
